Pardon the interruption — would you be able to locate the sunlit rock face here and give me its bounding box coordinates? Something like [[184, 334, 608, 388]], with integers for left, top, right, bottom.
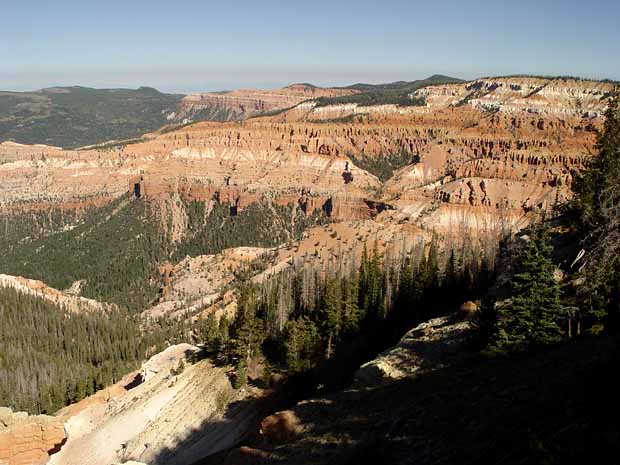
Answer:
[[0, 77, 611, 240], [48, 344, 266, 465], [0, 408, 66, 465], [177, 83, 359, 121]]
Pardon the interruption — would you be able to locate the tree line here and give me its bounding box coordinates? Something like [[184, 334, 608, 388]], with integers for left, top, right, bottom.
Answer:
[[0, 196, 328, 313], [196, 238, 496, 392], [0, 286, 191, 414]]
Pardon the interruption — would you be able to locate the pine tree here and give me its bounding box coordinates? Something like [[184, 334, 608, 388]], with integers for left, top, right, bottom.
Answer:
[[358, 242, 370, 311], [232, 284, 265, 362], [359, 240, 385, 318], [235, 317, 265, 362], [425, 238, 440, 290], [573, 92, 620, 229], [394, 256, 420, 317], [284, 317, 320, 373], [342, 275, 361, 333], [233, 359, 247, 389], [506, 223, 562, 346], [573, 91, 620, 331], [218, 316, 230, 344], [200, 313, 219, 351], [443, 248, 458, 290]]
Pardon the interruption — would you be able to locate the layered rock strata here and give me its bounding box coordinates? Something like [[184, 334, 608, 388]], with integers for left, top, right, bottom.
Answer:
[[48, 344, 267, 465], [0, 77, 612, 237], [177, 83, 358, 121]]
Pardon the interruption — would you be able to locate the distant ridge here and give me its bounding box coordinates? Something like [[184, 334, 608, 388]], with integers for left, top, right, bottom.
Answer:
[[0, 86, 183, 148], [2, 74, 613, 149], [313, 74, 464, 107], [478, 74, 619, 83]]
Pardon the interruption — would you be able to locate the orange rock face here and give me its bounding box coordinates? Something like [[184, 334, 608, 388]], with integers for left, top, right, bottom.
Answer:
[[178, 83, 358, 121], [0, 77, 613, 238], [0, 409, 66, 465]]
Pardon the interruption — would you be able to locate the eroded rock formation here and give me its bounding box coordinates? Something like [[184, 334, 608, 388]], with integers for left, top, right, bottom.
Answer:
[[0, 275, 110, 314], [354, 315, 472, 386], [177, 83, 358, 121], [47, 344, 268, 465], [0, 408, 65, 465], [1, 77, 610, 239]]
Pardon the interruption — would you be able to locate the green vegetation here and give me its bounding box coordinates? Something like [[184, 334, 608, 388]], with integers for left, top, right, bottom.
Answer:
[[243, 334, 618, 465], [175, 201, 328, 260], [348, 150, 415, 182], [194, 97, 620, 462], [502, 223, 563, 346], [0, 195, 169, 311], [249, 106, 296, 119], [313, 75, 463, 108], [471, 91, 620, 352], [0, 205, 82, 249], [469, 296, 499, 349], [0, 286, 183, 414], [0, 196, 327, 312], [215, 238, 493, 394], [1, 91, 617, 464], [0, 86, 183, 148], [186, 105, 240, 122], [569, 92, 620, 330], [479, 74, 619, 83]]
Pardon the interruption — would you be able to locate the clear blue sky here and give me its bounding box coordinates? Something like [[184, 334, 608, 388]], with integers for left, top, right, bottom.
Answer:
[[2, 0, 619, 92]]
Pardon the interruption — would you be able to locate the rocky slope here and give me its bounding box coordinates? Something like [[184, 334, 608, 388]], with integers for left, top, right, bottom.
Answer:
[[0, 84, 356, 149], [47, 344, 271, 465], [144, 218, 426, 320], [0, 76, 616, 464], [414, 76, 613, 116], [204, 321, 617, 465], [354, 315, 472, 386], [176, 84, 358, 122], [0, 274, 109, 314]]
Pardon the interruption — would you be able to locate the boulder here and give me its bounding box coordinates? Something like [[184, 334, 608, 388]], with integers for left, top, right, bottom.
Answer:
[[458, 301, 478, 320], [260, 410, 303, 444]]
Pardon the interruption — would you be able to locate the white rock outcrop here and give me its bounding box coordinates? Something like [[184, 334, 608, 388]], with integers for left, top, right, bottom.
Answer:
[[355, 316, 471, 386], [48, 344, 263, 465]]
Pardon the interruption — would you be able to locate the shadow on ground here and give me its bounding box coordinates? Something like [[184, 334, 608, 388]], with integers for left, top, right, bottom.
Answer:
[[195, 336, 620, 465]]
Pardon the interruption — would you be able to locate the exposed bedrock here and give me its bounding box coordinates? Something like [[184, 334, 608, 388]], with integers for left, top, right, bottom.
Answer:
[[47, 344, 270, 465], [0, 408, 66, 465], [0, 77, 610, 236]]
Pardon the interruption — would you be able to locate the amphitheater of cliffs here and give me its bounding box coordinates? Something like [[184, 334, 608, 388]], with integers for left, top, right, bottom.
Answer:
[[0, 77, 611, 237], [0, 76, 615, 465]]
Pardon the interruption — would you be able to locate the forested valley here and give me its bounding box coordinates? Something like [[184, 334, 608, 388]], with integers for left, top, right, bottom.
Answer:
[[0, 286, 187, 414]]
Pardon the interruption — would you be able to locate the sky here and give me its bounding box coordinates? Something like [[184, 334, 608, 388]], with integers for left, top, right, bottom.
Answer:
[[1, 0, 619, 93]]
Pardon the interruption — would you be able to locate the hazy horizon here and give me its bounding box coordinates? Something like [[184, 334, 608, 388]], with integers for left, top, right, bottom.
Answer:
[[1, 68, 618, 95], [3, 0, 619, 93]]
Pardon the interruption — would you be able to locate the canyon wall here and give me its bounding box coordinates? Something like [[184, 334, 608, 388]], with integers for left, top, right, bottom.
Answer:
[[176, 83, 358, 122], [0, 77, 613, 238], [0, 76, 615, 465]]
